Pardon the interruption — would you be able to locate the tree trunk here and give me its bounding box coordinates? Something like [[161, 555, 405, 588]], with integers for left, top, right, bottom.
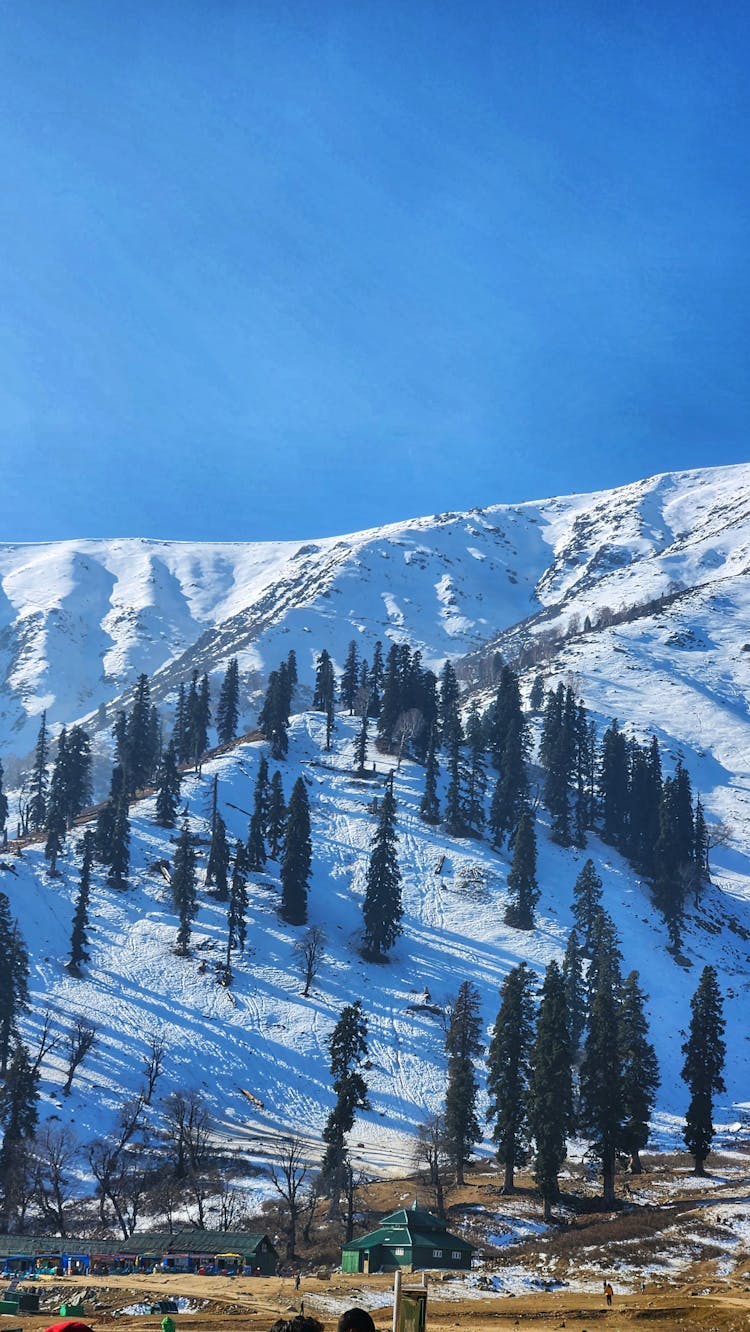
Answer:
[[543, 1194, 552, 1223], [602, 1146, 617, 1206], [630, 1151, 643, 1175], [694, 1155, 706, 1176], [503, 1158, 515, 1194]]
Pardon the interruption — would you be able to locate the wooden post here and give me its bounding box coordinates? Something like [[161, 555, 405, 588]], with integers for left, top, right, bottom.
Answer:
[[392, 1268, 401, 1332]]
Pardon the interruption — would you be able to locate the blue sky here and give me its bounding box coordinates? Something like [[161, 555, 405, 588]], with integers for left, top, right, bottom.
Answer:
[[0, 0, 747, 541]]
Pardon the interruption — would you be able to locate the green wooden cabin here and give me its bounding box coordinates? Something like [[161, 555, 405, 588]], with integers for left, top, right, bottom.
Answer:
[[341, 1201, 474, 1274]]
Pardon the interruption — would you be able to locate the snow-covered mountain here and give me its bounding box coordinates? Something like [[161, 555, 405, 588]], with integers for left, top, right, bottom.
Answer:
[[4, 464, 750, 759], [3, 462, 750, 1202]]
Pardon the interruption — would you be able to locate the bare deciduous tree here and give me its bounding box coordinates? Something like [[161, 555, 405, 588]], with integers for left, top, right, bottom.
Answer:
[[142, 1032, 165, 1105], [162, 1089, 213, 1228], [293, 925, 326, 998], [34, 1125, 78, 1237], [393, 708, 424, 767], [413, 1111, 450, 1218], [62, 1018, 96, 1095], [269, 1135, 309, 1260]]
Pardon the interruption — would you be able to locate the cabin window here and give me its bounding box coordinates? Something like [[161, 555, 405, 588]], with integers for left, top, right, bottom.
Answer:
[[451, 1251, 461, 1259], [395, 1248, 405, 1256], [432, 1249, 443, 1258]]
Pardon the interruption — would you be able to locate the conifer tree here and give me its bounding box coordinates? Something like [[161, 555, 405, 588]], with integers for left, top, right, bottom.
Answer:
[[681, 965, 726, 1175], [27, 712, 49, 833], [107, 790, 131, 891], [340, 641, 360, 715], [228, 841, 249, 955], [63, 725, 93, 823], [0, 901, 28, 1078], [252, 755, 270, 834], [486, 963, 535, 1192], [368, 640, 384, 717], [571, 859, 604, 955], [171, 820, 198, 955], [354, 711, 369, 775], [599, 719, 629, 847], [216, 657, 240, 744], [173, 681, 189, 765], [438, 660, 462, 750], [362, 774, 402, 960], [95, 764, 124, 865], [0, 761, 7, 845], [529, 673, 545, 711], [561, 929, 586, 1059], [246, 810, 267, 872], [155, 741, 182, 828], [529, 959, 573, 1220], [0, 1040, 39, 1227], [377, 644, 402, 751], [313, 650, 336, 713], [579, 915, 624, 1205], [267, 771, 287, 860], [258, 669, 289, 760], [69, 831, 94, 977], [620, 971, 659, 1174], [504, 808, 539, 930], [206, 811, 230, 900], [444, 981, 482, 1185], [280, 777, 312, 925], [44, 731, 68, 875], [488, 714, 529, 849], [419, 727, 441, 825], [321, 1001, 369, 1203], [126, 674, 158, 793], [443, 732, 466, 837], [463, 704, 487, 835]]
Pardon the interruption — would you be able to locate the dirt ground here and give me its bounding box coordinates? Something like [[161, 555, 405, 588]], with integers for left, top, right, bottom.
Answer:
[[7, 1271, 750, 1332]]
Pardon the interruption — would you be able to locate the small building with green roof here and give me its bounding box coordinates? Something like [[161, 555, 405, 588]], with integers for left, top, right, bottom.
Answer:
[[341, 1201, 474, 1274]]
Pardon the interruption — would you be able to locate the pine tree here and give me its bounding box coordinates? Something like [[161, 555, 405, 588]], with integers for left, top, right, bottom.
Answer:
[[368, 640, 384, 717], [340, 641, 360, 715], [63, 725, 93, 822], [280, 777, 312, 925], [107, 792, 131, 890], [504, 808, 539, 930], [419, 727, 441, 824], [155, 741, 182, 828], [267, 771, 287, 860], [173, 681, 189, 765], [463, 703, 487, 835], [438, 660, 462, 750], [258, 670, 289, 760], [228, 841, 249, 956], [681, 965, 726, 1175], [126, 673, 158, 793], [377, 644, 402, 752], [529, 674, 545, 711], [44, 730, 68, 875], [313, 650, 336, 713], [561, 929, 586, 1058], [0, 761, 7, 845], [579, 915, 624, 1205], [0, 900, 28, 1078], [444, 981, 483, 1185], [69, 831, 94, 976], [529, 959, 573, 1220], [488, 714, 529, 849], [216, 658, 240, 744], [354, 711, 369, 775], [246, 810, 267, 872], [206, 811, 230, 901], [362, 775, 402, 960], [321, 1001, 369, 1202], [486, 963, 535, 1192], [171, 820, 198, 956], [27, 712, 49, 832], [443, 732, 466, 837], [619, 971, 659, 1174], [0, 1043, 38, 1148], [599, 719, 629, 847], [571, 859, 603, 955], [95, 764, 124, 865]]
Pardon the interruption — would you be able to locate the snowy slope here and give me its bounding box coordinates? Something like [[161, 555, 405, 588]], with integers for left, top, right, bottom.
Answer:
[[3, 461, 750, 1193], [4, 463, 750, 761]]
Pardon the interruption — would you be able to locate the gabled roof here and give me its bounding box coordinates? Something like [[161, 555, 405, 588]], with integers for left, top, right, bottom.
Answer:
[[342, 1201, 474, 1253]]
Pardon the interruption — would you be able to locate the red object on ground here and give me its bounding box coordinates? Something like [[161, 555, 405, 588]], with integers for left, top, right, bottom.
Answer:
[[43, 1322, 95, 1332]]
